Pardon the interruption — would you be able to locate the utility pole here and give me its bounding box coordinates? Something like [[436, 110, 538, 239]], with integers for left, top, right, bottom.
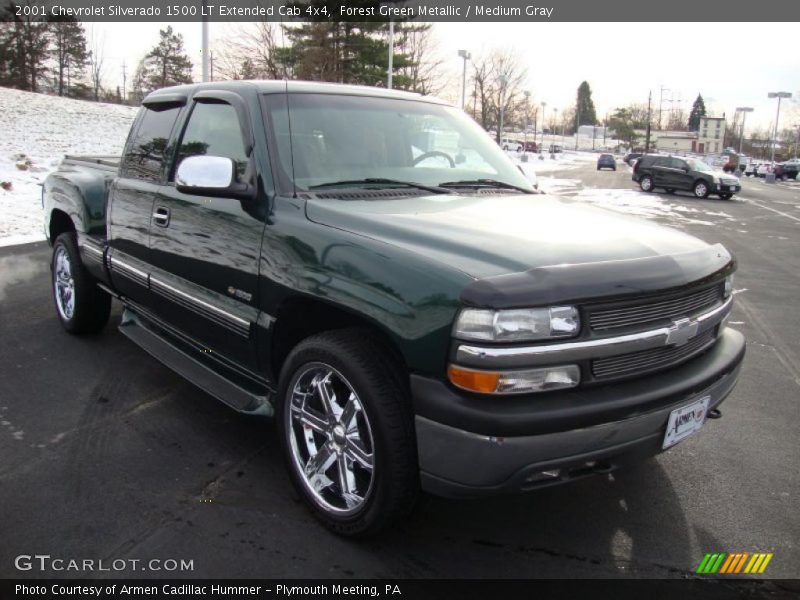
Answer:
[[201, 1, 209, 82], [645, 90, 652, 153], [540, 101, 547, 149], [458, 50, 471, 110], [767, 92, 792, 164], [574, 105, 580, 150], [498, 74, 508, 142], [121, 61, 127, 103], [735, 107, 753, 154], [522, 91, 531, 161], [387, 20, 394, 89], [603, 111, 608, 146], [210, 51, 214, 82]]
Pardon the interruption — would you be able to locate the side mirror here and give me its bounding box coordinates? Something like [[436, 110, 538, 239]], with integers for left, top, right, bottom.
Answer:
[[175, 155, 253, 200]]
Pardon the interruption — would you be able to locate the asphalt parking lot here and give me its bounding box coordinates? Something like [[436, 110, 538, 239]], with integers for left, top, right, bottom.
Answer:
[[1, 158, 798, 585]]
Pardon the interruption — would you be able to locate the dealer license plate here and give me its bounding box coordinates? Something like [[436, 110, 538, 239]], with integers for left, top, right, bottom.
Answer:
[[663, 396, 710, 449]]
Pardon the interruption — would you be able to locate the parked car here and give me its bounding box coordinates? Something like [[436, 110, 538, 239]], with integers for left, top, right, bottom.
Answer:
[[743, 161, 760, 177], [43, 81, 744, 536], [623, 152, 643, 166], [500, 137, 523, 152], [774, 159, 799, 181], [632, 155, 741, 199], [597, 154, 616, 171], [522, 140, 538, 153], [756, 163, 773, 178], [548, 143, 563, 153]]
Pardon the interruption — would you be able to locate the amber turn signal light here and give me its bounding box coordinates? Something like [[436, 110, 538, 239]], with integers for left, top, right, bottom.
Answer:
[[448, 365, 500, 393]]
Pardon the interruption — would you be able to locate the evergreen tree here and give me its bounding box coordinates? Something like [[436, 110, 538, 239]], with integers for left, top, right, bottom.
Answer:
[[134, 26, 193, 96], [48, 17, 89, 97], [688, 94, 706, 131], [0, 4, 52, 92], [275, 2, 413, 87], [575, 81, 597, 126]]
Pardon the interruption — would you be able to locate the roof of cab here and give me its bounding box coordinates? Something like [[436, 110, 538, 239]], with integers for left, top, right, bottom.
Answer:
[[143, 80, 450, 106]]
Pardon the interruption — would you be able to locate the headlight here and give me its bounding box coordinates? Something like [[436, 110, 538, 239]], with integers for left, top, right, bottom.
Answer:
[[453, 306, 580, 342], [448, 364, 580, 394], [723, 274, 734, 298]]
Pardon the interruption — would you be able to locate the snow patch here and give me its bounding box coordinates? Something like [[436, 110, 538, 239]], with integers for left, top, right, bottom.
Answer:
[[0, 87, 138, 245]]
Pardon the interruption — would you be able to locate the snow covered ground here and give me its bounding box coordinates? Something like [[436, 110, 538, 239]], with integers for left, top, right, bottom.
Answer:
[[0, 87, 138, 246]]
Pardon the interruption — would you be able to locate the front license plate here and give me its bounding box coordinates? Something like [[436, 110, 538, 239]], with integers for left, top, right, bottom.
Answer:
[[663, 396, 710, 449]]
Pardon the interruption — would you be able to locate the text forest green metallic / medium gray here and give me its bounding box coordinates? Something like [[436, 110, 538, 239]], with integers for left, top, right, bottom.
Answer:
[[42, 80, 745, 534]]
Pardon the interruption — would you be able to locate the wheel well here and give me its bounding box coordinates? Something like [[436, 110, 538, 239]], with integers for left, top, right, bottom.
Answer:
[[693, 178, 709, 189], [270, 297, 408, 383], [49, 209, 75, 244]]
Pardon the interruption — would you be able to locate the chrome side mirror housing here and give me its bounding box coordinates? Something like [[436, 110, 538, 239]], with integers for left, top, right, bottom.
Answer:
[[175, 155, 235, 190]]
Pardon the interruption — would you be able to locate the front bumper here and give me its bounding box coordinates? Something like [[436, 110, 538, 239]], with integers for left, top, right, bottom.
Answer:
[[712, 182, 740, 194], [413, 328, 745, 498]]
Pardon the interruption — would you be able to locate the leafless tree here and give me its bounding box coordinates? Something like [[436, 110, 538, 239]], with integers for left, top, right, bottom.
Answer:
[[395, 24, 444, 96], [88, 26, 105, 101], [214, 21, 282, 80], [471, 49, 528, 141]]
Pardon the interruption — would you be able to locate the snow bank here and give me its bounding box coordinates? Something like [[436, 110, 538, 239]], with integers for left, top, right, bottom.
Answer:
[[0, 87, 138, 246]]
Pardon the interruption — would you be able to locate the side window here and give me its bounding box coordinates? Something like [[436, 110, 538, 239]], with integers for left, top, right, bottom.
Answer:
[[670, 158, 687, 170], [122, 106, 181, 182], [174, 102, 248, 180]]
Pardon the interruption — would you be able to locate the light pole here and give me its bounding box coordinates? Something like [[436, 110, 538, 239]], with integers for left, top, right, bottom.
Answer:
[[457, 49, 471, 110], [387, 20, 394, 89], [522, 91, 531, 161], [552, 107, 557, 152], [498, 74, 508, 143], [735, 107, 753, 155], [540, 101, 547, 149], [768, 92, 792, 164], [201, 1, 209, 82]]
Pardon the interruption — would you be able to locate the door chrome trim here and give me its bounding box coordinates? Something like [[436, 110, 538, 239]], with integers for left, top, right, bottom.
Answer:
[[149, 276, 251, 338], [454, 296, 733, 368]]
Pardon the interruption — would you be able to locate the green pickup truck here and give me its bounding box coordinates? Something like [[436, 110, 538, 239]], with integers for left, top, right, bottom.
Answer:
[[43, 81, 745, 536]]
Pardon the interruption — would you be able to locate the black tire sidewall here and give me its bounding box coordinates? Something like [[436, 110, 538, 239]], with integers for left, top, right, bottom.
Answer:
[[51, 233, 110, 334]]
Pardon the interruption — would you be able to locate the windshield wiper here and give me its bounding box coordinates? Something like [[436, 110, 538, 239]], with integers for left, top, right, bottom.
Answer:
[[438, 178, 534, 193], [309, 178, 452, 195]]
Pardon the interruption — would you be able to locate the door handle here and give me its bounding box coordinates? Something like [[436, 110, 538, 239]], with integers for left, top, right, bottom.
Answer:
[[152, 206, 171, 227]]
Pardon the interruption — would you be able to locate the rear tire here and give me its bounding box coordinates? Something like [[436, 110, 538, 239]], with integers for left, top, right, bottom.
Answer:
[[693, 180, 710, 199], [276, 328, 418, 537], [51, 233, 111, 334], [640, 175, 654, 192]]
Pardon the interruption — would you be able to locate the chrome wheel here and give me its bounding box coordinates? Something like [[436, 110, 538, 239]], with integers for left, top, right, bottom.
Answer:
[[54, 246, 75, 320], [286, 363, 375, 515], [694, 182, 708, 198], [641, 177, 652, 191]]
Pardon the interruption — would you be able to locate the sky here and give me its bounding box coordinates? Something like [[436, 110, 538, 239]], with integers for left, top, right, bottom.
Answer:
[[88, 21, 799, 131]]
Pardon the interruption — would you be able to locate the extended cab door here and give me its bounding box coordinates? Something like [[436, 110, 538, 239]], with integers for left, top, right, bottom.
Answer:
[[147, 91, 266, 372], [107, 98, 184, 306]]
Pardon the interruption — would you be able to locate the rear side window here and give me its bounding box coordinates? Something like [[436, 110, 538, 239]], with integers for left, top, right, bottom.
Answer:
[[122, 106, 181, 182], [174, 102, 248, 180]]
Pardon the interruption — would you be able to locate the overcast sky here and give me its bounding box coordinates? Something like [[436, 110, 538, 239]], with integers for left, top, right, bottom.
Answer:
[[89, 21, 799, 131]]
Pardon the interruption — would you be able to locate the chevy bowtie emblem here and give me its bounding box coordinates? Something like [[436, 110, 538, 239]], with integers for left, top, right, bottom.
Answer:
[[666, 317, 699, 346]]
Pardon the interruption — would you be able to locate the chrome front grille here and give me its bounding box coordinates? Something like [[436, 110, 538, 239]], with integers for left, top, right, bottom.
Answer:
[[588, 285, 722, 332], [591, 328, 717, 380]]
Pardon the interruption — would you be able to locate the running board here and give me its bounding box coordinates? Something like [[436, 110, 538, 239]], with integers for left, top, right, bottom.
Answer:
[[118, 309, 272, 416]]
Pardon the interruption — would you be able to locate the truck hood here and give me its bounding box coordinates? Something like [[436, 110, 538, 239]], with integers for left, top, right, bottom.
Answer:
[[306, 193, 732, 304]]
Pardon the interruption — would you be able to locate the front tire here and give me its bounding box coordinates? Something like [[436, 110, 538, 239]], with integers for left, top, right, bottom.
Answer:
[[640, 175, 654, 192], [51, 233, 111, 334], [719, 193, 733, 200], [276, 329, 418, 537], [693, 181, 710, 198]]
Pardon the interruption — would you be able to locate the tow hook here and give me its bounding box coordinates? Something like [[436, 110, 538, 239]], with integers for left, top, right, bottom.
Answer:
[[707, 408, 722, 420]]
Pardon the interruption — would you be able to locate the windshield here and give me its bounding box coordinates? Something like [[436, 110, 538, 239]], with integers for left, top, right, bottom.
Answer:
[[687, 159, 714, 172], [265, 93, 533, 193]]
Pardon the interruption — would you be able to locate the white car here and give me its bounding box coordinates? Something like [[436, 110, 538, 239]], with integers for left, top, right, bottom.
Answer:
[[743, 162, 759, 177], [756, 163, 773, 177], [500, 137, 523, 152]]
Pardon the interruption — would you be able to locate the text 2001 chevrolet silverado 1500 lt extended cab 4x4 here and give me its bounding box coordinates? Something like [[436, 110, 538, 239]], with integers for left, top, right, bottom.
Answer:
[[44, 81, 745, 536]]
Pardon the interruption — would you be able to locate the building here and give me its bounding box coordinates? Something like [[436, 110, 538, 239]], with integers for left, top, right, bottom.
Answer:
[[696, 116, 726, 154], [656, 133, 696, 153]]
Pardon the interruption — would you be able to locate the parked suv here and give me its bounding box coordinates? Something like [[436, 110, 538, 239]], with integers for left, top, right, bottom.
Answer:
[[500, 137, 523, 152], [623, 152, 643, 166], [632, 155, 741, 199], [597, 154, 616, 171]]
